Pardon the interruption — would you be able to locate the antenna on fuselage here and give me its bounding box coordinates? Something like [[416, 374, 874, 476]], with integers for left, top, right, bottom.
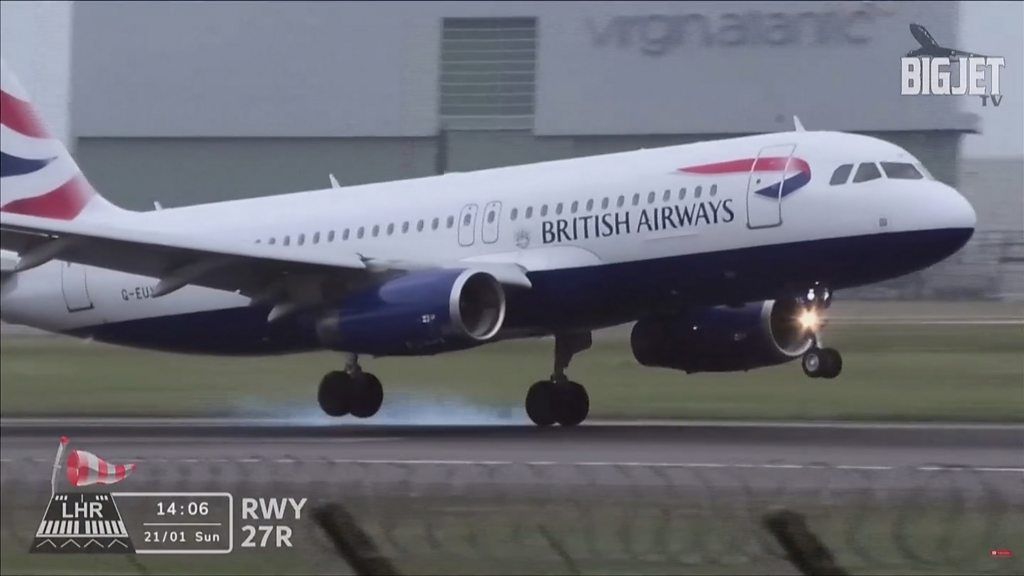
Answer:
[[793, 116, 806, 132], [329, 174, 341, 189]]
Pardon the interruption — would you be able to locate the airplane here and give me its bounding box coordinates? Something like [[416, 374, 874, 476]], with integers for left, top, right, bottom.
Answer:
[[906, 23, 987, 59], [0, 60, 976, 426]]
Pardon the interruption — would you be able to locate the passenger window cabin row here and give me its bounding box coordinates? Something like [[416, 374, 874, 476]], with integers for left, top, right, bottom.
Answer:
[[508, 184, 717, 222], [830, 162, 925, 185], [257, 183, 719, 246]]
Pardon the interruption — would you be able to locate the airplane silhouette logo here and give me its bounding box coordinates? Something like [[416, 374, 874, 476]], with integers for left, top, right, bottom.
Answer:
[[906, 23, 987, 59]]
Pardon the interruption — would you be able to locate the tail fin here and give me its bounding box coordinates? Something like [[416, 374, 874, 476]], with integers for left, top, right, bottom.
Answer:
[[1, 60, 123, 220], [909, 24, 939, 49]]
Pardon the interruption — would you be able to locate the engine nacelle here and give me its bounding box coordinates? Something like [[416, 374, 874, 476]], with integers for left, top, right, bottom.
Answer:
[[631, 299, 815, 373], [316, 269, 506, 356]]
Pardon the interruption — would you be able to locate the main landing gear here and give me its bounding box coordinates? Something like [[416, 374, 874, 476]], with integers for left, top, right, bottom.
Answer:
[[525, 332, 592, 427], [798, 284, 843, 379], [317, 354, 383, 418]]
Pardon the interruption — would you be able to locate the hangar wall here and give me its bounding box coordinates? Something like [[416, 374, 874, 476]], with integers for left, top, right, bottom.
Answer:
[[74, 138, 440, 208], [69, 1, 975, 209], [71, 1, 972, 138]]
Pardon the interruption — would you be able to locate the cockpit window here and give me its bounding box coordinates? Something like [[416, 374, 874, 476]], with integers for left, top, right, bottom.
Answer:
[[881, 162, 923, 180], [830, 164, 853, 185], [852, 162, 881, 183]]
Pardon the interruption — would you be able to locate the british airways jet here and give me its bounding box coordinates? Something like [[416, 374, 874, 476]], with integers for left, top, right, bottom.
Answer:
[[0, 61, 975, 426]]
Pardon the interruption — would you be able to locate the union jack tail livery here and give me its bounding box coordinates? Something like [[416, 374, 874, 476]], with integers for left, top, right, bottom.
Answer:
[[65, 449, 137, 487], [0, 60, 120, 220]]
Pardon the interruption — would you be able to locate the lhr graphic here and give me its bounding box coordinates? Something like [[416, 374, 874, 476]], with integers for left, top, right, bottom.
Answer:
[[29, 437, 233, 554], [31, 493, 134, 553]]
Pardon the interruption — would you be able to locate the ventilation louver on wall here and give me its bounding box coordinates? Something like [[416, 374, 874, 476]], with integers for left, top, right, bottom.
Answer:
[[440, 17, 537, 130]]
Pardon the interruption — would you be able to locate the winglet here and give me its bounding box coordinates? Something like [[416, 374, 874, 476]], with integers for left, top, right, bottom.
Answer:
[[793, 116, 805, 132], [329, 174, 340, 189]]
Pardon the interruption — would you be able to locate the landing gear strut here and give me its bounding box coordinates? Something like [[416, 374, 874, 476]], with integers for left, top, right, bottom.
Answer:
[[317, 354, 384, 418], [525, 332, 592, 427]]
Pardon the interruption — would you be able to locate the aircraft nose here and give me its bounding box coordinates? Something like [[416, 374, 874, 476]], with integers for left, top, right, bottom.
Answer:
[[944, 183, 977, 231], [932, 183, 975, 255]]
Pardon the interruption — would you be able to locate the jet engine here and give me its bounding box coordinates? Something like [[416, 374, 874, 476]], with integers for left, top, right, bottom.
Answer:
[[631, 299, 815, 373], [316, 269, 506, 355]]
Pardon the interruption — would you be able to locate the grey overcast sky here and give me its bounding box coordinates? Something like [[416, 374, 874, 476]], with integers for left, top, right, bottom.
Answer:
[[960, 0, 1023, 158]]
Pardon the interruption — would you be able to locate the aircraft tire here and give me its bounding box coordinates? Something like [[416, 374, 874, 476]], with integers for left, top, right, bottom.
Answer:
[[554, 381, 589, 427], [802, 349, 825, 378], [820, 348, 843, 379], [526, 381, 557, 426], [318, 370, 352, 416], [350, 372, 384, 418]]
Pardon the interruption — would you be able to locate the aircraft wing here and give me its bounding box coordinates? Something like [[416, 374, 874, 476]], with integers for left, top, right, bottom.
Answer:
[[0, 213, 531, 310], [0, 212, 373, 298]]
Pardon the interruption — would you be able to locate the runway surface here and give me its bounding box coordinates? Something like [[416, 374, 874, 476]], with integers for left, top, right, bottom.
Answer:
[[2, 419, 1021, 485], [5, 420, 1021, 575]]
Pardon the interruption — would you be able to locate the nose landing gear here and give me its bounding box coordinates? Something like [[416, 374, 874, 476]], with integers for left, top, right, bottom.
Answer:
[[317, 354, 384, 418], [798, 285, 843, 379], [801, 346, 843, 379], [525, 332, 592, 427]]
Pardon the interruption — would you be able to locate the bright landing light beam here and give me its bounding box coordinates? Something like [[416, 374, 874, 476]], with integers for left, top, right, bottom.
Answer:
[[798, 308, 821, 332]]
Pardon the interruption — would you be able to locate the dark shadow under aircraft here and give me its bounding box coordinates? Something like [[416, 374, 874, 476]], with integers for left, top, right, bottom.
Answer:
[[906, 23, 987, 59]]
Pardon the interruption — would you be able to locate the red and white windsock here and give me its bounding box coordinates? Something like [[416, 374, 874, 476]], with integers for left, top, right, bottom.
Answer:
[[65, 449, 136, 487]]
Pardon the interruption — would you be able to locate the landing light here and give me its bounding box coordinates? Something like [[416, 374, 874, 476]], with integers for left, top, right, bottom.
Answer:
[[798, 308, 821, 332]]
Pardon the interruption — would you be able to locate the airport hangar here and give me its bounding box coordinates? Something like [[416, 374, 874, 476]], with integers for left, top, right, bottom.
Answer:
[[66, 1, 974, 206]]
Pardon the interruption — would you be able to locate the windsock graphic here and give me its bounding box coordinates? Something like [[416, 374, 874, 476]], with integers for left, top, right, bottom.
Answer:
[[65, 448, 136, 487]]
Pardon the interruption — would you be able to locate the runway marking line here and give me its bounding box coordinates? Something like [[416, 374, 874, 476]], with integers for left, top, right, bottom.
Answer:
[[5, 458, 1021, 474], [835, 465, 893, 470]]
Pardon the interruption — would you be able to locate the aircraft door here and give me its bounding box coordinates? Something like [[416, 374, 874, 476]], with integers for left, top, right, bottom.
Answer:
[[458, 203, 479, 247], [482, 201, 502, 244], [61, 262, 94, 312], [746, 144, 796, 229]]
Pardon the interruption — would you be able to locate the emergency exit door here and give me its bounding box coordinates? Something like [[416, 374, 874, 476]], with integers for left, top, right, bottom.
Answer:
[[482, 201, 502, 244], [458, 204, 479, 247]]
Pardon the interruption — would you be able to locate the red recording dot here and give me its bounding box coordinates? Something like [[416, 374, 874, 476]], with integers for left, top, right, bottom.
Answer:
[[990, 549, 1013, 558]]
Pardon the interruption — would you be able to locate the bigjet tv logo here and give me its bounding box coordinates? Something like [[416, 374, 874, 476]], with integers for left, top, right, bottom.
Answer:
[[900, 23, 1005, 106]]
